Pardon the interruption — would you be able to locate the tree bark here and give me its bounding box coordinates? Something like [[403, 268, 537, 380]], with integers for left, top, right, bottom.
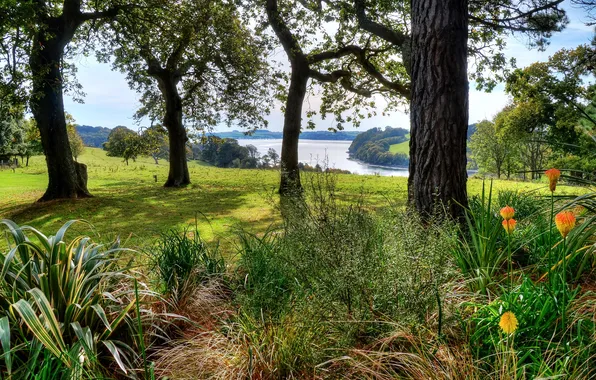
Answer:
[[279, 64, 309, 195], [30, 30, 91, 201], [408, 0, 469, 219], [157, 74, 190, 187]]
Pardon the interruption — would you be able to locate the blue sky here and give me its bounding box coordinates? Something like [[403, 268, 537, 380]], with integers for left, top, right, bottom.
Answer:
[[63, 2, 594, 132]]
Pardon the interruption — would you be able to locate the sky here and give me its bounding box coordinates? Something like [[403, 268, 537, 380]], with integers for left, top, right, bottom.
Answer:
[[63, 2, 595, 132]]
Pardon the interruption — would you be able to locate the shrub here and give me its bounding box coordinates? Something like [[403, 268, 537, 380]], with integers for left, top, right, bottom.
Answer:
[[0, 219, 145, 378], [238, 172, 457, 344]]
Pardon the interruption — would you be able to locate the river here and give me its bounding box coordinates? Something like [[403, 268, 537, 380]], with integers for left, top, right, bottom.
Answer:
[[237, 139, 409, 177]]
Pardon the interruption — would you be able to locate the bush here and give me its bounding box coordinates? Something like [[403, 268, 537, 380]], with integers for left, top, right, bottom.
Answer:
[[237, 172, 457, 348], [453, 182, 508, 294], [0, 219, 146, 378]]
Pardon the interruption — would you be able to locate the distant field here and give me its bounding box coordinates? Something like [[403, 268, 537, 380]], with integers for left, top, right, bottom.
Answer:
[[389, 140, 410, 154], [0, 148, 586, 251], [389, 133, 410, 154]]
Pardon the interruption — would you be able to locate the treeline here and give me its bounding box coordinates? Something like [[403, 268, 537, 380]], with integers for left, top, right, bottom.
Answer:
[[213, 130, 360, 141], [197, 137, 279, 168], [76, 125, 111, 148], [348, 127, 409, 167]]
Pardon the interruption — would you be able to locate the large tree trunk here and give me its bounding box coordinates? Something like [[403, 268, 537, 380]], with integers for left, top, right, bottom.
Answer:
[[158, 75, 190, 187], [30, 33, 91, 201], [408, 0, 469, 219], [279, 64, 309, 195]]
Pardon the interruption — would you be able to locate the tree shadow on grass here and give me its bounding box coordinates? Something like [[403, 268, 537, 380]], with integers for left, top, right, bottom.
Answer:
[[2, 184, 280, 250]]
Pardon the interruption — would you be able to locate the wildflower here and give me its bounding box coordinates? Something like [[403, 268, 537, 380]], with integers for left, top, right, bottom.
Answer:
[[555, 211, 576, 238], [502, 219, 517, 235], [499, 311, 518, 334], [545, 168, 561, 192], [500, 205, 515, 220]]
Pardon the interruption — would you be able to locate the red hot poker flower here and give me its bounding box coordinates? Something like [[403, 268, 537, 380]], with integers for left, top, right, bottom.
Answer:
[[555, 211, 576, 238], [545, 168, 561, 192], [500, 205, 515, 220], [502, 219, 517, 235]]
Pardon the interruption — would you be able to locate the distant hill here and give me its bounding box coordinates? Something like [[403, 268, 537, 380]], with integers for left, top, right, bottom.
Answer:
[[76, 125, 112, 148], [75, 127, 361, 148], [212, 129, 360, 141], [348, 127, 410, 167], [352, 125, 477, 168]]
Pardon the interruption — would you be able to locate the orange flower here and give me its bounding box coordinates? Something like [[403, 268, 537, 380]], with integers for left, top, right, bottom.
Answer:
[[502, 219, 517, 235], [500, 205, 515, 220], [555, 211, 576, 238], [499, 311, 518, 334], [545, 168, 561, 192]]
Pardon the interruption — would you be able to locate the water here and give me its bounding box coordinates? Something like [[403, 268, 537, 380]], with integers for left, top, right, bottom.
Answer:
[[237, 139, 409, 177]]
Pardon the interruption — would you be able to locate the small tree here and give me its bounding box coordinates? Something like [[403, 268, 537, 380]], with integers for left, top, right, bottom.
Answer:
[[105, 0, 273, 187], [66, 114, 85, 161], [103, 126, 139, 165], [267, 148, 280, 166], [470, 118, 520, 178], [23, 119, 43, 166]]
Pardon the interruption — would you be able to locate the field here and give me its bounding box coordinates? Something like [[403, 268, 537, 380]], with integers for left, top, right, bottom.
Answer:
[[389, 133, 410, 154], [0, 147, 585, 250]]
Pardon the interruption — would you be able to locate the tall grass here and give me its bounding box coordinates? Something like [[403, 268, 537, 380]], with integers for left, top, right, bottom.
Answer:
[[150, 227, 226, 308]]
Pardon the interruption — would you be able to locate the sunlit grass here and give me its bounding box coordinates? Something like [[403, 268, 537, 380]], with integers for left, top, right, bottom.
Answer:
[[0, 148, 587, 251], [389, 140, 410, 154]]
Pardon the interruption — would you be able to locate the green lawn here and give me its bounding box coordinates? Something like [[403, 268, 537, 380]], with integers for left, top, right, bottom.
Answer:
[[389, 140, 410, 154], [0, 148, 585, 251], [389, 133, 410, 154]]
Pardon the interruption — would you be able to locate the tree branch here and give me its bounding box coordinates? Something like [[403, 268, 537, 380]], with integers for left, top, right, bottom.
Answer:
[[266, 0, 306, 64]]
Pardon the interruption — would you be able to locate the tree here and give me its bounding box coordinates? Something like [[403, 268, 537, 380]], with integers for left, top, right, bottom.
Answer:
[[106, 0, 272, 187], [263, 0, 398, 195], [316, 0, 568, 218], [0, 118, 25, 163], [103, 126, 140, 165], [66, 114, 84, 161], [1, 0, 126, 201], [139, 125, 169, 165], [470, 119, 521, 178], [246, 144, 260, 160], [506, 45, 594, 155], [495, 102, 551, 179], [23, 119, 43, 166], [267, 148, 280, 166]]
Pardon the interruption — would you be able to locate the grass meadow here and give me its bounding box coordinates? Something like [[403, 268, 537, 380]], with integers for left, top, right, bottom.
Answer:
[[0, 147, 583, 249]]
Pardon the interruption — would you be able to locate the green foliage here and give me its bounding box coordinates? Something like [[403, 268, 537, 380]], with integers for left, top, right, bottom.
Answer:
[[454, 182, 508, 294], [470, 119, 521, 178], [0, 117, 26, 160], [237, 172, 457, 339], [0, 220, 145, 378], [151, 227, 225, 304], [467, 277, 594, 377], [104, 0, 273, 131], [66, 116, 85, 161]]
